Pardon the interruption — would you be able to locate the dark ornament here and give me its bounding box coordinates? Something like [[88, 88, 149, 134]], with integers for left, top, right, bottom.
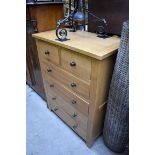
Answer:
[[55, 0, 109, 41]]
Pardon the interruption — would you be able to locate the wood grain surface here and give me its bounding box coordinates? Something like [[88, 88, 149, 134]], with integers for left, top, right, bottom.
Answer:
[[33, 30, 120, 60]]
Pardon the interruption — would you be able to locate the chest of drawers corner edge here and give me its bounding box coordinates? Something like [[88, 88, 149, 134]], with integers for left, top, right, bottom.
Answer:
[[33, 30, 120, 148]]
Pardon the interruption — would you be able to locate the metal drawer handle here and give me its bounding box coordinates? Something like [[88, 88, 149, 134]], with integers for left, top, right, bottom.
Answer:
[[50, 84, 54, 87], [45, 50, 50, 55], [72, 100, 77, 104], [71, 82, 77, 87], [73, 124, 78, 129], [72, 113, 77, 118], [70, 61, 76, 67], [54, 107, 58, 111], [47, 69, 52, 72], [52, 97, 57, 100]]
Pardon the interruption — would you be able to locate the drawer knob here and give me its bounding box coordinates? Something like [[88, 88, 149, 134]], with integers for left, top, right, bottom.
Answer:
[[50, 84, 54, 87], [47, 69, 52, 72], [54, 107, 58, 111], [70, 61, 76, 67], [71, 82, 77, 87], [45, 50, 50, 55], [73, 124, 78, 129], [72, 100, 77, 104], [52, 97, 57, 100], [72, 113, 77, 118]]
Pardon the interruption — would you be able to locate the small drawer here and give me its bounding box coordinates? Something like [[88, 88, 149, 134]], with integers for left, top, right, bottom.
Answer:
[[45, 77, 89, 117], [42, 61, 90, 100], [48, 99, 87, 140], [38, 40, 59, 65], [61, 48, 91, 82]]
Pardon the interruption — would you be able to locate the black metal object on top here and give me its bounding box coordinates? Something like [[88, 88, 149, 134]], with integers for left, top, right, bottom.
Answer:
[[56, 0, 109, 41], [26, 0, 64, 5]]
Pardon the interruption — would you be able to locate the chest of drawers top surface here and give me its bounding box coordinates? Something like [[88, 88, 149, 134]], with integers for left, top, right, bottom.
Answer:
[[32, 30, 120, 60]]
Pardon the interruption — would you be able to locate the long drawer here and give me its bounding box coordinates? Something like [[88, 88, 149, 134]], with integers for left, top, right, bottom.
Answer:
[[44, 75, 89, 116], [45, 78, 88, 130], [48, 97, 87, 140], [42, 60, 90, 100], [47, 89, 87, 131]]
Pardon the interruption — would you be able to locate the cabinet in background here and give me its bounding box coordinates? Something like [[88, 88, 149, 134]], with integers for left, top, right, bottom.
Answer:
[[26, 1, 64, 100], [88, 0, 129, 35]]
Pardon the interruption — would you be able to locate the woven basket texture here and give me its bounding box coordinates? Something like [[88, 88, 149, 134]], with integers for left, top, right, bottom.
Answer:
[[103, 21, 129, 153]]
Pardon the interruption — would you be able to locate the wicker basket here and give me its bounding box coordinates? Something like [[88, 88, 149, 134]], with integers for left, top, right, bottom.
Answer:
[[103, 21, 129, 153]]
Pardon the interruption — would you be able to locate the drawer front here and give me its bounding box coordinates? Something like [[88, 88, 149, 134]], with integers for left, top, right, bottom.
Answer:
[[38, 40, 59, 65], [48, 98, 87, 140], [47, 89, 87, 131], [61, 48, 91, 82], [42, 61, 90, 100], [45, 76, 89, 116], [45, 78, 89, 123]]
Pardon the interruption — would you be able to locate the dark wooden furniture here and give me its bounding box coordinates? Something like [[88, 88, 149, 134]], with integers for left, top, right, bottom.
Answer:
[[26, 1, 64, 100], [88, 0, 129, 35]]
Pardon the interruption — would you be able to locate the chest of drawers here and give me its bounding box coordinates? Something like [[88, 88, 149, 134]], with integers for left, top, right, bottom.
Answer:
[[33, 30, 120, 147]]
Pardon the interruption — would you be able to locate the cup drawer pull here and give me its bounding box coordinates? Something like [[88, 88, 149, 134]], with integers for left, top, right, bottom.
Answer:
[[54, 107, 58, 111], [47, 69, 52, 72], [72, 113, 77, 118], [52, 97, 57, 100], [72, 100, 77, 104], [70, 61, 76, 67], [71, 82, 77, 87], [45, 50, 50, 55], [50, 84, 54, 87], [73, 124, 78, 129]]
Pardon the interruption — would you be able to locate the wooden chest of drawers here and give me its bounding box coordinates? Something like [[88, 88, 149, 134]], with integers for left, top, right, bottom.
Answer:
[[32, 30, 120, 147]]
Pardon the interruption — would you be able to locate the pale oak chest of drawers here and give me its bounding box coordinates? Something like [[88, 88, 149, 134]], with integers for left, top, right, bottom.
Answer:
[[32, 30, 120, 147]]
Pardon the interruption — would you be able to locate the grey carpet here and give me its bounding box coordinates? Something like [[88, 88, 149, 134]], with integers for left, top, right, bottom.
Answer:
[[26, 85, 124, 155]]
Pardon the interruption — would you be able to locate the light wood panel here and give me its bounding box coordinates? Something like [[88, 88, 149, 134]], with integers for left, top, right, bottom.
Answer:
[[47, 88, 88, 131], [44, 75, 89, 116], [45, 76, 89, 120], [38, 40, 60, 65], [48, 97, 87, 140], [86, 54, 116, 147], [42, 60, 90, 100], [61, 48, 91, 82], [32, 30, 120, 60]]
